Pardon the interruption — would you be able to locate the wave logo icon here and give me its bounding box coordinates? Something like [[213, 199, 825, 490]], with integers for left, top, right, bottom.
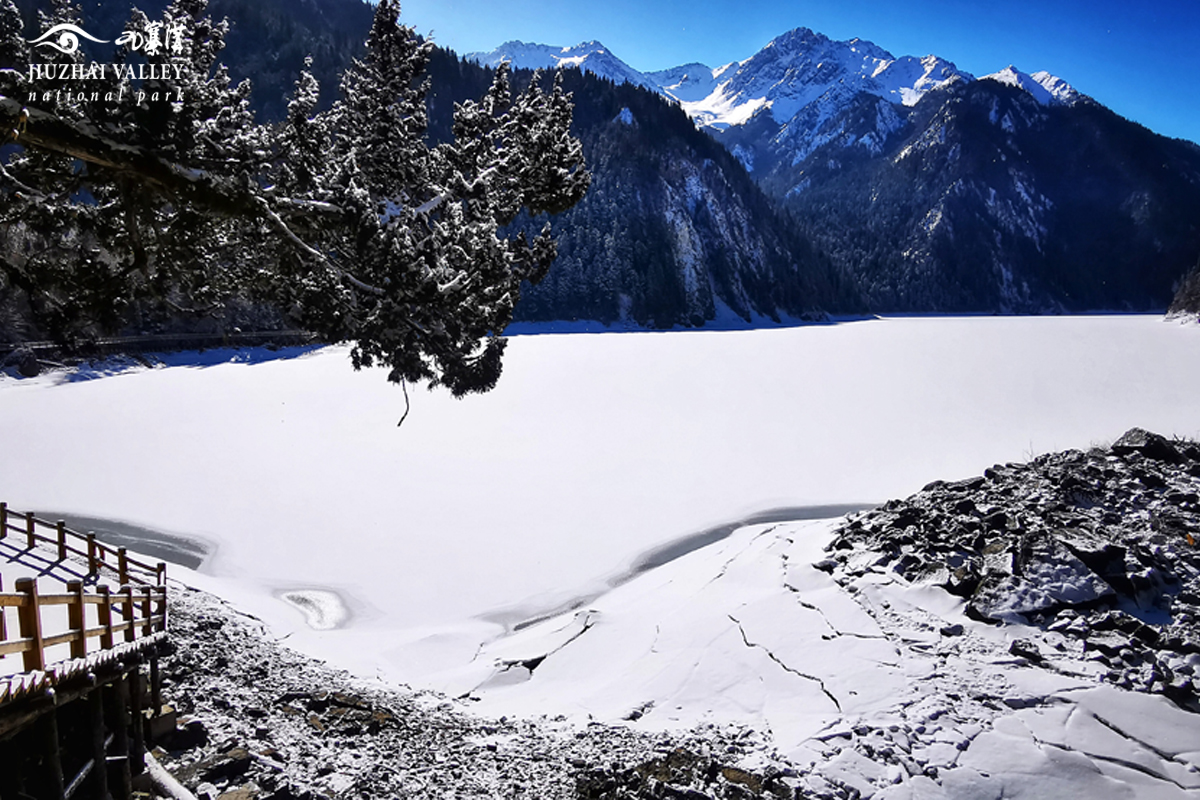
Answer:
[[27, 23, 109, 55]]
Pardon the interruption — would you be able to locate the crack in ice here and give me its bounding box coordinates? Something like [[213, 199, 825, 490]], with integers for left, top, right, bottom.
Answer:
[[729, 614, 842, 712], [1024, 719, 1194, 792]]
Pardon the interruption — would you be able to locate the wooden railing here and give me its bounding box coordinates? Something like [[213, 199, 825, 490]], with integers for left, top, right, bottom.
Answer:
[[0, 502, 166, 587], [0, 503, 172, 799], [1, 502, 169, 705], [0, 578, 167, 673]]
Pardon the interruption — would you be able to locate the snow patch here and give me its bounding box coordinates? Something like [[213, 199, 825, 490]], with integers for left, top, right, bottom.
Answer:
[[279, 588, 351, 631]]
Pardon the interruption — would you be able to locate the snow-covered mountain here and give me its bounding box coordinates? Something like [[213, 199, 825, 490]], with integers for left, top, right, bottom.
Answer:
[[468, 30, 1077, 178], [468, 32, 1083, 135], [668, 28, 972, 130], [644, 62, 738, 104], [981, 65, 1082, 106], [470, 29, 978, 130], [463, 29, 1200, 317], [465, 40, 661, 91]]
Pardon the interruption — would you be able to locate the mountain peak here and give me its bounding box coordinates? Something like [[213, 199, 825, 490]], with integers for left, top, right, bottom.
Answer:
[[981, 65, 1080, 105], [768, 27, 824, 45], [465, 40, 657, 90]]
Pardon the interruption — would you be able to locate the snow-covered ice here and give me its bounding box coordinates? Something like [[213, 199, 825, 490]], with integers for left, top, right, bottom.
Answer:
[[1, 316, 1198, 682], [2, 315, 1200, 796]]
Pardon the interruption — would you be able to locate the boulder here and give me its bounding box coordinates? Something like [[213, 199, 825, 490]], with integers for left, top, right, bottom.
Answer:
[[1112, 428, 1183, 464], [968, 538, 1114, 621]]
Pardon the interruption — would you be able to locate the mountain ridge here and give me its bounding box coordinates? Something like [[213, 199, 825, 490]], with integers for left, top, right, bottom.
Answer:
[[466, 30, 1083, 133], [470, 29, 1200, 316]]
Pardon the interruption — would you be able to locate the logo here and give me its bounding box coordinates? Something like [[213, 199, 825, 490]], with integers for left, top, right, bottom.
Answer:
[[26, 23, 108, 55], [25, 21, 187, 57], [22, 21, 195, 108]]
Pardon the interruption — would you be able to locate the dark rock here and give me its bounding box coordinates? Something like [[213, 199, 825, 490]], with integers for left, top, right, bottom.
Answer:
[[1084, 632, 1130, 658], [1001, 696, 1038, 709], [1060, 540, 1130, 594], [940, 624, 965, 637], [953, 498, 978, 516], [1008, 639, 1043, 663], [200, 747, 254, 784], [944, 566, 980, 598], [1113, 428, 1183, 464], [162, 718, 209, 752], [983, 511, 1009, 531], [263, 786, 321, 800], [892, 507, 923, 528], [3, 347, 40, 377], [1130, 568, 1170, 610]]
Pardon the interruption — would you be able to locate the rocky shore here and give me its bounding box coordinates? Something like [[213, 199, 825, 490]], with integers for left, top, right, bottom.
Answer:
[[154, 428, 1200, 799], [827, 427, 1200, 710], [157, 587, 779, 799]]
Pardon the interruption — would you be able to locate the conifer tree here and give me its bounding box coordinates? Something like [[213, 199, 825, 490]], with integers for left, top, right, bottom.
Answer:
[[0, 0, 589, 394]]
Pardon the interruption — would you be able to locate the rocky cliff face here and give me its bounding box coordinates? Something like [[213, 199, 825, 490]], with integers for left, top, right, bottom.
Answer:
[[1170, 260, 1200, 318]]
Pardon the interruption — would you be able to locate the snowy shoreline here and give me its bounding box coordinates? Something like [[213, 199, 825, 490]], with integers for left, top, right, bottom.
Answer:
[[4, 317, 1200, 797], [153, 429, 1200, 799]]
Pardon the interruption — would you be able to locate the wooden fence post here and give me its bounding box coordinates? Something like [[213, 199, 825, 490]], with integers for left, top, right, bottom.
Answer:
[[98, 586, 113, 650], [0, 500, 7, 539], [156, 586, 168, 632], [89, 684, 109, 799], [40, 706, 65, 800], [107, 681, 132, 798], [150, 654, 162, 719], [15, 577, 44, 672], [128, 664, 145, 776], [141, 587, 153, 637], [118, 548, 129, 587], [0, 574, 5, 640], [122, 585, 135, 643], [25, 512, 35, 549], [87, 533, 98, 576], [67, 580, 86, 659], [56, 520, 67, 562], [156, 562, 166, 586]]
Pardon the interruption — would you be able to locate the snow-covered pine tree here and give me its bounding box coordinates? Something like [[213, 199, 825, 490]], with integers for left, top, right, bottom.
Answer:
[[0, 0, 589, 394]]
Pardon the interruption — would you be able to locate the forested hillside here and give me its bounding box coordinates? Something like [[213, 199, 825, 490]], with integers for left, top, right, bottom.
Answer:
[[424, 52, 852, 326], [768, 80, 1200, 312], [7, 0, 1199, 345]]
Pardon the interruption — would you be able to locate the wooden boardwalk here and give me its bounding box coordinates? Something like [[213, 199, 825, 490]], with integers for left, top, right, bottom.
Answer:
[[0, 503, 171, 800]]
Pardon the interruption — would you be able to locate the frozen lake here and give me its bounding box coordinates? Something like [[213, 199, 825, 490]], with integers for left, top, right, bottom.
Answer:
[[1, 315, 1198, 687]]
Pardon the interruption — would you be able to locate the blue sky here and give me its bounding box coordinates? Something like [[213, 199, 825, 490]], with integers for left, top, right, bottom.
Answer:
[[397, 0, 1200, 145]]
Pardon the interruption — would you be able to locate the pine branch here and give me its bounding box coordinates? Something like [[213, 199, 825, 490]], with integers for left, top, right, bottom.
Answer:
[[253, 196, 385, 296], [0, 97, 342, 227]]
